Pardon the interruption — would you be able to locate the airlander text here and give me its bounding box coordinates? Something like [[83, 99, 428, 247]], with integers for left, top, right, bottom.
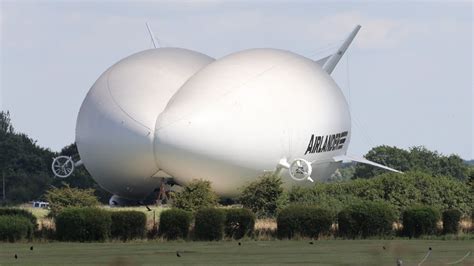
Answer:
[[304, 131, 348, 155]]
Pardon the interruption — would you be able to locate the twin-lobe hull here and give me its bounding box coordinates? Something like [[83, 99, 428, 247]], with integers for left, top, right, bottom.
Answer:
[[77, 47, 351, 199]]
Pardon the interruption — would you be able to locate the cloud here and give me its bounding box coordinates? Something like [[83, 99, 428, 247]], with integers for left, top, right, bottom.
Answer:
[[307, 11, 415, 49]]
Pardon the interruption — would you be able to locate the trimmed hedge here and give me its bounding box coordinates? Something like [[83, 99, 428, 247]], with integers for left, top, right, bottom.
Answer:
[[111, 211, 146, 241], [55, 207, 112, 242], [0, 208, 37, 229], [224, 208, 255, 239], [194, 208, 225, 241], [277, 206, 334, 239], [0, 215, 34, 242], [158, 209, 192, 240], [402, 206, 440, 238], [442, 209, 461, 235], [337, 201, 396, 238]]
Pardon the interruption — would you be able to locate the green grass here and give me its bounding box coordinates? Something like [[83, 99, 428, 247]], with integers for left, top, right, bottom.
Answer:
[[0, 240, 472, 265]]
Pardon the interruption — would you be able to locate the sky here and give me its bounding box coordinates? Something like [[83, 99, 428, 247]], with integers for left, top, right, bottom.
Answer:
[[1, 1, 472, 159]]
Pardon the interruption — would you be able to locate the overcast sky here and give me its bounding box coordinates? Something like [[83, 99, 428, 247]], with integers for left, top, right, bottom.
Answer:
[[1, 1, 472, 159]]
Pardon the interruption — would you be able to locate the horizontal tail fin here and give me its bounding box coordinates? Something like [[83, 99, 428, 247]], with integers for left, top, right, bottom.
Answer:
[[333, 154, 403, 174]]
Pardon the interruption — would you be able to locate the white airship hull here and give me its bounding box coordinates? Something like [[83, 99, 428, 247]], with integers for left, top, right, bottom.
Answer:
[[69, 25, 400, 201]]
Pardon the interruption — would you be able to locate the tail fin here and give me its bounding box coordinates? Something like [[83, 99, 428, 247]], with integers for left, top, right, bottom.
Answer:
[[333, 154, 403, 174], [319, 25, 361, 74], [146, 22, 159, 48]]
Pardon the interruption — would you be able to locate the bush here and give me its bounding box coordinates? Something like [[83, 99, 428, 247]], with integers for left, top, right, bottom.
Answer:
[[402, 206, 440, 238], [194, 208, 225, 241], [173, 179, 218, 212], [45, 184, 100, 217], [240, 173, 284, 217], [337, 201, 396, 238], [0, 208, 37, 229], [224, 208, 255, 239], [158, 209, 192, 240], [55, 207, 111, 242], [287, 171, 473, 216], [442, 209, 461, 235], [111, 211, 146, 241], [277, 206, 334, 239], [0, 215, 34, 242]]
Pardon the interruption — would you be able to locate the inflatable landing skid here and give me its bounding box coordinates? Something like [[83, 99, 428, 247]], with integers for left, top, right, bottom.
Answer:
[[153, 178, 176, 206]]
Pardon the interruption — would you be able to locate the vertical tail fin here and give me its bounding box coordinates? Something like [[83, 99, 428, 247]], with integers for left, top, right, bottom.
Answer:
[[146, 22, 159, 48], [322, 25, 361, 74]]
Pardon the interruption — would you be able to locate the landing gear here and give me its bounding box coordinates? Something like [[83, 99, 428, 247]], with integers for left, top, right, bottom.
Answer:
[[157, 178, 173, 205]]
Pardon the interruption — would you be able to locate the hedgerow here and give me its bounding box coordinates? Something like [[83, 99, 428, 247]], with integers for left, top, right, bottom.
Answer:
[[402, 206, 440, 238], [224, 208, 255, 239], [442, 209, 461, 234], [194, 208, 225, 241], [0, 208, 37, 229], [0, 215, 34, 242], [277, 206, 333, 239], [55, 207, 111, 242], [111, 211, 146, 241], [158, 209, 192, 240], [337, 201, 396, 238], [288, 171, 472, 215]]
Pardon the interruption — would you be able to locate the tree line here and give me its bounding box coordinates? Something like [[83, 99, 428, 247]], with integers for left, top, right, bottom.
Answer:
[[0, 110, 472, 205], [0, 111, 110, 204]]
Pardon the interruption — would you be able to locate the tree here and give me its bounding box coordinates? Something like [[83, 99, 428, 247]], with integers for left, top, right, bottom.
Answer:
[[0, 111, 111, 204], [44, 183, 99, 217], [0, 111, 14, 134], [173, 179, 218, 212], [353, 146, 410, 179], [0, 111, 55, 203], [239, 173, 283, 217]]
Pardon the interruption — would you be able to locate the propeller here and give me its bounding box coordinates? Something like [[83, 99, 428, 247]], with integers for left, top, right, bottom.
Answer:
[[289, 158, 313, 182], [51, 156, 76, 178]]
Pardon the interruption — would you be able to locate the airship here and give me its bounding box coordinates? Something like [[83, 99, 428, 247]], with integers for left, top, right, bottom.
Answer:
[[52, 25, 400, 205]]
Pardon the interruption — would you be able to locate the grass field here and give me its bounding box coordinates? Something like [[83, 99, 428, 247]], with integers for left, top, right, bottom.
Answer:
[[0, 240, 472, 265]]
